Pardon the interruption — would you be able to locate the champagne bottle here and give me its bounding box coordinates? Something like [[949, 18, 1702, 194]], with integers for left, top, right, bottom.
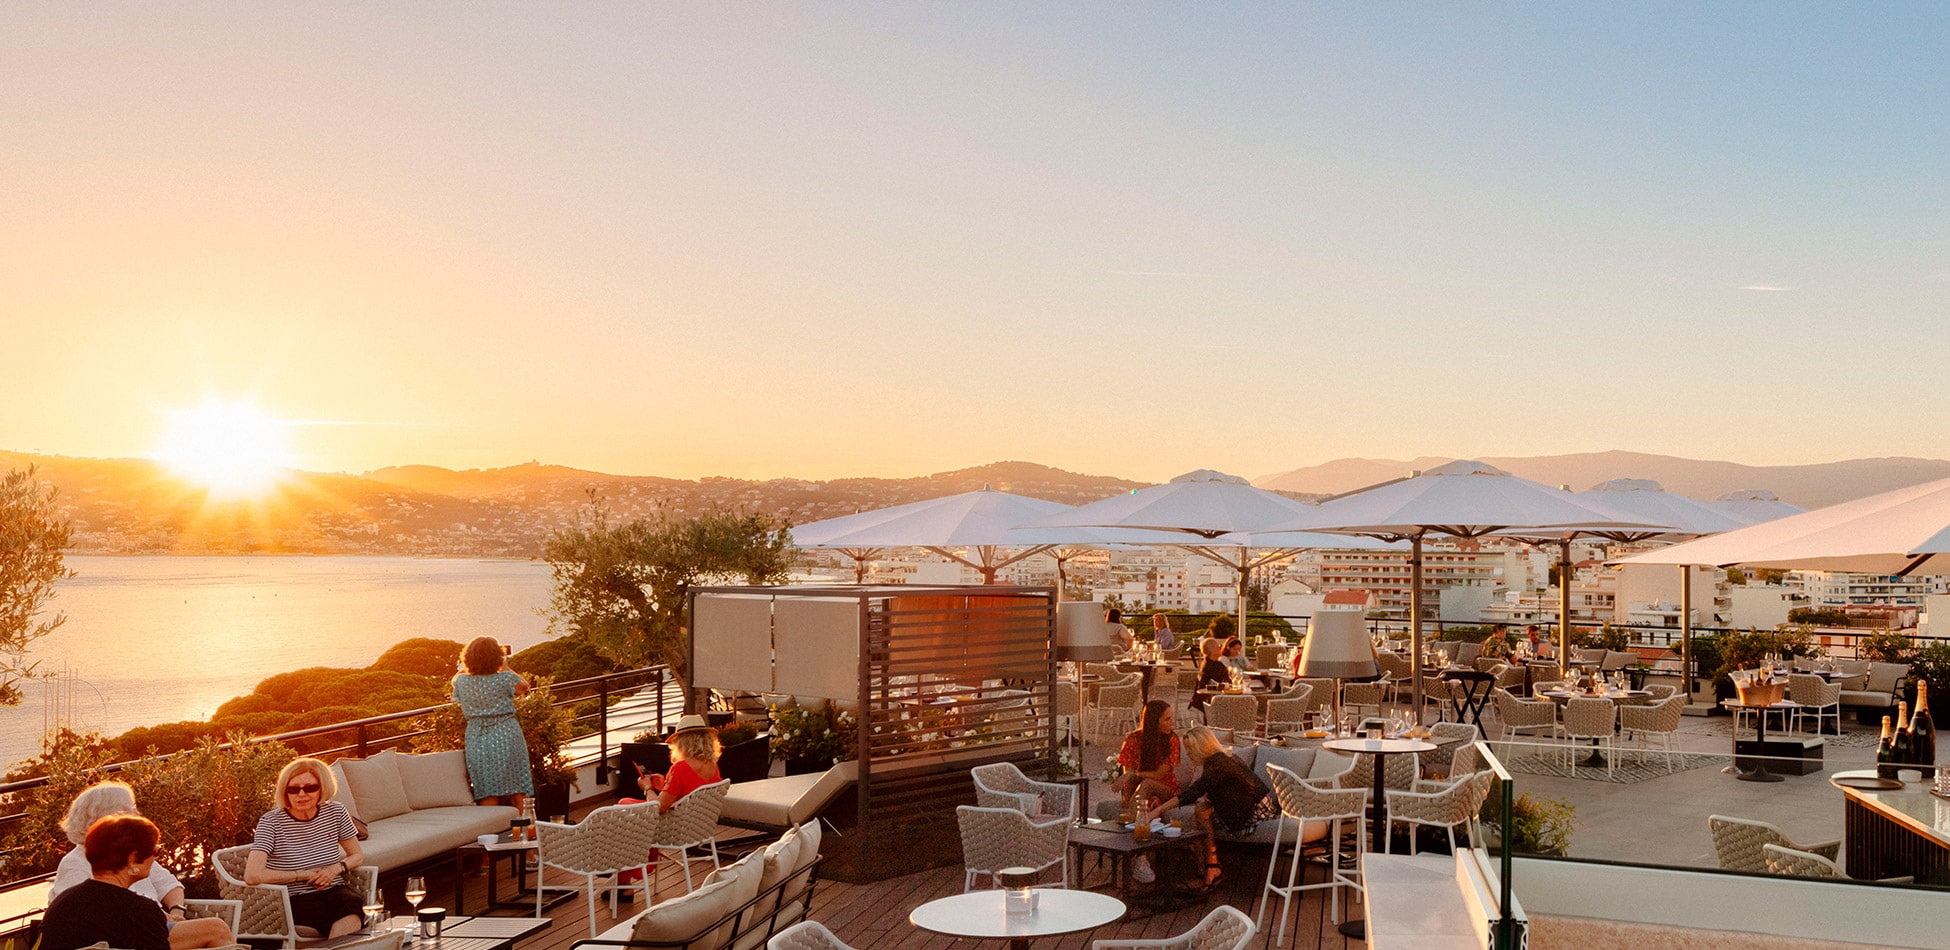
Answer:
[[1908, 681, 1936, 768], [1875, 715, 1896, 778], [1892, 701, 1912, 766]]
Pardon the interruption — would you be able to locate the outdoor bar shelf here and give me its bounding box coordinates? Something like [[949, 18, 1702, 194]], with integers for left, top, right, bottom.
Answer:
[[1830, 768, 1950, 885]]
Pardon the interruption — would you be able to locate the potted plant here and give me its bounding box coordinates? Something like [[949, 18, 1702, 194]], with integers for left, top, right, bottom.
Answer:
[[715, 719, 771, 783], [1503, 792, 1578, 856], [770, 701, 857, 775]]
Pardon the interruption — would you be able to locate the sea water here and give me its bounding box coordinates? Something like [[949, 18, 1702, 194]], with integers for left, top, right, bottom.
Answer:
[[0, 556, 556, 769]]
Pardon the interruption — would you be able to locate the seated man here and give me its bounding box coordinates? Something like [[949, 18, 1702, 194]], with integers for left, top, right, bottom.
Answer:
[[41, 815, 171, 950]]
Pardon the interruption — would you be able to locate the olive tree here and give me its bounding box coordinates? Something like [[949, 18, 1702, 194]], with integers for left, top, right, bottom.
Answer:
[[542, 503, 792, 706], [0, 467, 73, 706]]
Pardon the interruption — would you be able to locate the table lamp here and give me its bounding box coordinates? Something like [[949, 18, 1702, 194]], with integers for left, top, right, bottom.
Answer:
[[1297, 611, 1380, 733], [1056, 602, 1118, 768]]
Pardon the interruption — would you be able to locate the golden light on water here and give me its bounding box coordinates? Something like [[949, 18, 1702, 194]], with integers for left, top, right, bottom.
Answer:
[[154, 399, 294, 497]]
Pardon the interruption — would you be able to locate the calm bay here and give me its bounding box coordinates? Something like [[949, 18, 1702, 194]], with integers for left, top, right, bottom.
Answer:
[[1, 556, 556, 769]]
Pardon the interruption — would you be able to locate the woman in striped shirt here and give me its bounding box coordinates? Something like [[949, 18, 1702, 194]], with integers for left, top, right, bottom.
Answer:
[[244, 757, 366, 939]]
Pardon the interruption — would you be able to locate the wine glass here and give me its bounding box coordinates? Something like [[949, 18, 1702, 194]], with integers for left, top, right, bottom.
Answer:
[[405, 876, 426, 917]]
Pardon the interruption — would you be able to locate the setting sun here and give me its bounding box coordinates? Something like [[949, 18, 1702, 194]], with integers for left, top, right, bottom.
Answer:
[[154, 399, 294, 496]]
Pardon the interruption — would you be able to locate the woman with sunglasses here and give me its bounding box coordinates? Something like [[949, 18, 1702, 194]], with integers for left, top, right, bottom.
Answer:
[[244, 757, 366, 939]]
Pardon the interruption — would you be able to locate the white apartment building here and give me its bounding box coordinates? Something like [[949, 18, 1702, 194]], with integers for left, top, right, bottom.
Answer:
[[1315, 543, 1522, 620], [1796, 571, 1944, 609]]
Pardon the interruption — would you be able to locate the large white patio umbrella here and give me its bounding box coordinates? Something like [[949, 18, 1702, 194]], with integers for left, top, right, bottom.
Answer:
[[1023, 470, 1329, 642], [1709, 489, 1806, 527], [1269, 460, 1667, 716], [792, 486, 1182, 585], [1500, 479, 1729, 688], [1618, 476, 1950, 577]]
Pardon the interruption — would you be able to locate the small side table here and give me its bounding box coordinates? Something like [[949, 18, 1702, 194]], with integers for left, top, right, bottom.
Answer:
[[453, 835, 571, 915]]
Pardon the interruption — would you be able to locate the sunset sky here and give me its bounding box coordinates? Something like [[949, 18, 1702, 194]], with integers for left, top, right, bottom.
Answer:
[[4, 5, 1947, 485]]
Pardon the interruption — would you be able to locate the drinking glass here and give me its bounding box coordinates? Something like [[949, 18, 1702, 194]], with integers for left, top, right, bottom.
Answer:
[[405, 876, 426, 914], [363, 900, 386, 935]]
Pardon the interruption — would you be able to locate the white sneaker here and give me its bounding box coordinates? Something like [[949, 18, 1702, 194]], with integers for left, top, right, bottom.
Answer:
[[1130, 856, 1155, 884]]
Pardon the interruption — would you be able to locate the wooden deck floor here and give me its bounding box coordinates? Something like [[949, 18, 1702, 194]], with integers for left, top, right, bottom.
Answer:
[[425, 824, 1361, 950]]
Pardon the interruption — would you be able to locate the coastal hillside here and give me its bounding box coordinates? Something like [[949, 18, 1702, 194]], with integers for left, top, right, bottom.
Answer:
[[0, 452, 1145, 557], [1254, 450, 1950, 509]]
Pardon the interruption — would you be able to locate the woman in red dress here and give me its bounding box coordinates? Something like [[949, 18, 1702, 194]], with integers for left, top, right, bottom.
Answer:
[[619, 715, 723, 886]]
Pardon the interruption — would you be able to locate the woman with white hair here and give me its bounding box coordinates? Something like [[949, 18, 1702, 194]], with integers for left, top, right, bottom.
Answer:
[[50, 782, 237, 950]]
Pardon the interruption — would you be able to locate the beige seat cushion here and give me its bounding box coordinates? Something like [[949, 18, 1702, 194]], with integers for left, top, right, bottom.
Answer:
[[1865, 663, 1909, 696], [1310, 749, 1354, 781], [339, 751, 412, 821], [718, 762, 857, 829], [396, 751, 476, 810], [756, 825, 803, 896], [358, 805, 518, 870], [328, 762, 363, 823], [629, 874, 745, 950]]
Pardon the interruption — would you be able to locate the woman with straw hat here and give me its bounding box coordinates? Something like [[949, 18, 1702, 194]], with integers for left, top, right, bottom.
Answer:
[[619, 715, 724, 886]]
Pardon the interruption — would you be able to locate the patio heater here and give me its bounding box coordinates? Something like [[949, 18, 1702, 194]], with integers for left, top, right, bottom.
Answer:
[[1056, 601, 1118, 786], [1296, 610, 1379, 732]]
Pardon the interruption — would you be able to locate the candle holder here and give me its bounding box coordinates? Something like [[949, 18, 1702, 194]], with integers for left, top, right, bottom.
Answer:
[[997, 867, 1038, 917]]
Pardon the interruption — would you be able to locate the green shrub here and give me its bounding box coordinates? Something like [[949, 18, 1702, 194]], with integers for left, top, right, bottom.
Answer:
[[370, 637, 465, 677], [1857, 629, 1916, 664]]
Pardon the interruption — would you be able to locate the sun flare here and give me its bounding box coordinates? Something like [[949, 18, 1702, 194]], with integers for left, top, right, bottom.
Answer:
[[155, 399, 294, 496]]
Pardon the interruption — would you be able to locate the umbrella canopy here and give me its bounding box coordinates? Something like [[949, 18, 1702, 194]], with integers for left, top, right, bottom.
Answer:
[[1708, 489, 1806, 527], [1575, 479, 1743, 541], [1269, 460, 1670, 712], [792, 486, 1185, 584], [1023, 469, 1336, 640], [1617, 476, 1950, 576], [1496, 478, 1724, 695], [1024, 469, 1318, 538]]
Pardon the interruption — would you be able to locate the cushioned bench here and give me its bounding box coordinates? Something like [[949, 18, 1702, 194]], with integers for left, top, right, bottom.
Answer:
[[717, 761, 858, 832], [328, 750, 519, 874], [573, 821, 822, 950]]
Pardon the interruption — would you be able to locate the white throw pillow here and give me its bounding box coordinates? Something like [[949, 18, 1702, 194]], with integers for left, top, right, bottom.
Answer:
[[784, 819, 821, 903], [756, 825, 802, 897], [328, 762, 363, 823], [630, 875, 742, 950], [396, 751, 476, 810], [339, 751, 412, 821], [1309, 749, 1354, 782], [1253, 745, 1316, 793]]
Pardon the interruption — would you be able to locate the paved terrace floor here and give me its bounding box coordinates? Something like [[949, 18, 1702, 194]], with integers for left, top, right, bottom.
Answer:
[[470, 700, 1882, 950]]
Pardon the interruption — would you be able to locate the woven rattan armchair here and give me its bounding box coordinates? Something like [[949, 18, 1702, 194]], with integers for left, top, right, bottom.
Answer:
[[1421, 721, 1480, 777], [955, 805, 1070, 891], [1761, 843, 1912, 884], [1560, 697, 1617, 778], [1263, 691, 1313, 737], [536, 800, 662, 934], [1341, 750, 1418, 795], [1619, 693, 1686, 772], [1092, 681, 1142, 742], [972, 762, 1077, 821], [1788, 673, 1842, 735], [1709, 815, 1841, 874], [1290, 678, 1334, 716], [767, 920, 858, 950], [1093, 905, 1256, 949], [1491, 687, 1558, 761], [1385, 769, 1495, 856], [1258, 764, 1368, 943], [1341, 679, 1386, 719], [646, 778, 730, 893], [211, 846, 376, 949], [1204, 694, 1258, 737]]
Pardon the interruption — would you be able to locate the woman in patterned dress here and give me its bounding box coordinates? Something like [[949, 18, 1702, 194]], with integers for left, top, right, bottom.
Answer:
[[452, 636, 534, 809]]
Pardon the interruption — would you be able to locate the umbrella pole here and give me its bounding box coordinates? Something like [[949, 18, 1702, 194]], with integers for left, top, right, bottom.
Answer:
[[1410, 534, 1425, 723], [1680, 566, 1693, 702], [1559, 540, 1572, 682], [1237, 547, 1251, 648]]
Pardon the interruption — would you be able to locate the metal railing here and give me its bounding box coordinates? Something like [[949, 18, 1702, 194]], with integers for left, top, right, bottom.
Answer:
[[0, 664, 671, 890]]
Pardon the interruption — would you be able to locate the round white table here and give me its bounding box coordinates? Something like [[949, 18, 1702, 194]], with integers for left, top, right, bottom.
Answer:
[[909, 889, 1126, 949]]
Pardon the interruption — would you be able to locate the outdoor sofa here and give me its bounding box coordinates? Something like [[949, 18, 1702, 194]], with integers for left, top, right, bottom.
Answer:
[[327, 749, 520, 873], [1834, 661, 1910, 724], [572, 820, 823, 950]]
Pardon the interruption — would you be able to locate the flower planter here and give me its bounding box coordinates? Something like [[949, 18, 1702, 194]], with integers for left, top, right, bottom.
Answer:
[[718, 734, 772, 783]]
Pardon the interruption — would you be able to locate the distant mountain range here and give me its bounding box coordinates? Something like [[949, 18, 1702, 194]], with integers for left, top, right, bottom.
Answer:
[[1253, 450, 1950, 509], [6, 449, 1945, 556]]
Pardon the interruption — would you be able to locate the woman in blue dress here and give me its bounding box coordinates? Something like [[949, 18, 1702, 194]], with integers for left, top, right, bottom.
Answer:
[[452, 636, 534, 809]]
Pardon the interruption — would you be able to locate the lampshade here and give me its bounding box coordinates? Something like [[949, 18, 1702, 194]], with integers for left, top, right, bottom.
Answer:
[[1297, 611, 1379, 679], [1055, 601, 1119, 662]]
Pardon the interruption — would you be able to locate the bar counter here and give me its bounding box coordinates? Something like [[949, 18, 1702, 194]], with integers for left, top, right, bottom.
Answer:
[[1832, 768, 1950, 885]]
